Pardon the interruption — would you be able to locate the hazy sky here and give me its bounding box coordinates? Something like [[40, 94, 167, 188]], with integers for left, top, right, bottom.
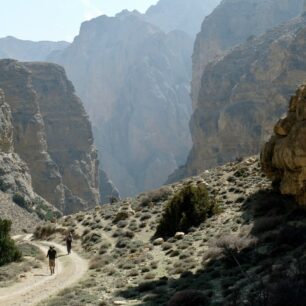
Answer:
[[0, 0, 158, 42]]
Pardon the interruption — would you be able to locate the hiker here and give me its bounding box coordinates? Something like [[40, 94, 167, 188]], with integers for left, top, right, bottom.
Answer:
[[66, 231, 73, 255], [46, 246, 57, 275]]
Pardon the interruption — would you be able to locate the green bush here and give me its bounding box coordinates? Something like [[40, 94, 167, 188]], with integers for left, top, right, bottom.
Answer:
[[0, 219, 22, 266], [12, 193, 28, 209], [154, 183, 219, 238], [32, 197, 62, 221]]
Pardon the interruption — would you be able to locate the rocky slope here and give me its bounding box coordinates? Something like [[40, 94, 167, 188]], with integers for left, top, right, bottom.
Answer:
[[0, 36, 69, 61], [145, 0, 220, 37], [261, 84, 306, 206], [179, 14, 306, 179], [49, 12, 193, 197], [191, 0, 305, 109], [0, 59, 100, 214], [36, 155, 306, 305]]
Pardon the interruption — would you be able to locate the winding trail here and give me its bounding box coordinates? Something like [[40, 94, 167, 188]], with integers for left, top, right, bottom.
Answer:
[[0, 238, 88, 306]]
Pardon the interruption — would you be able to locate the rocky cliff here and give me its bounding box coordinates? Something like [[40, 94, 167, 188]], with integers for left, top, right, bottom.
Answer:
[[191, 0, 305, 109], [0, 36, 69, 61], [261, 84, 306, 206], [0, 89, 55, 232], [0, 59, 100, 213], [49, 12, 193, 196], [145, 0, 220, 37], [182, 14, 306, 177]]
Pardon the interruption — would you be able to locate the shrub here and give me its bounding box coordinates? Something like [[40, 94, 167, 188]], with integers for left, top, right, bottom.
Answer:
[[33, 223, 65, 240], [167, 289, 208, 306], [12, 193, 28, 209], [154, 183, 219, 238], [32, 197, 62, 221], [247, 262, 306, 306], [0, 219, 22, 266]]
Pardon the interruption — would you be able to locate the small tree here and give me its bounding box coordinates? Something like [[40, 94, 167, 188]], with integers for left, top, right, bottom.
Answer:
[[155, 183, 219, 238], [0, 219, 22, 266]]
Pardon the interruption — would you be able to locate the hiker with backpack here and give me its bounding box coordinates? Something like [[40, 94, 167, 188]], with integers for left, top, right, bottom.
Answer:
[[66, 231, 73, 255], [46, 246, 57, 275]]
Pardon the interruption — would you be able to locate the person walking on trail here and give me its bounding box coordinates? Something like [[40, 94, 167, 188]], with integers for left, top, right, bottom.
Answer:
[[46, 246, 57, 275], [66, 231, 73, 255]]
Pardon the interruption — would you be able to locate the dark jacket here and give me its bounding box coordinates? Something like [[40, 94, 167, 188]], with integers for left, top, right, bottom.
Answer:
[[47, 248, 57, 260]]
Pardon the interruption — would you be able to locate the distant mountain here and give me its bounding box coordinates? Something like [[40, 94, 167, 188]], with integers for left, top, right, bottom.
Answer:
[[49, 12, 193, 196], [145, 0, 221, 37], [0, 36, 69, 61]]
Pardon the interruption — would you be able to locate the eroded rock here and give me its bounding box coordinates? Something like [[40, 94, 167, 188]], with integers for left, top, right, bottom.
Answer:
[[261, 84, 306, 206]]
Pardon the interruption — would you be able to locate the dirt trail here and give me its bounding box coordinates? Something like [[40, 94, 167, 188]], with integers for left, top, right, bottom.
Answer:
[[0, 239, 88, 306]]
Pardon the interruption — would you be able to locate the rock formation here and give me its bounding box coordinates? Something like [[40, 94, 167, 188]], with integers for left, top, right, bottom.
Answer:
[[0, 36, 69, 61], [0, 89, 55, 232], [181, 14, 306, 178], [191, 0, 305, 109], [0, 59, 100, 213], [49, 12, 193, 196], [261, 84, 306, 206], [145, 0, 220, 37]]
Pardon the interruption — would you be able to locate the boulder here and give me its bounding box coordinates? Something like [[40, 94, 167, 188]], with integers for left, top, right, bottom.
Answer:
[[261, 84, 306, 206], [153, 238, 164, 246]]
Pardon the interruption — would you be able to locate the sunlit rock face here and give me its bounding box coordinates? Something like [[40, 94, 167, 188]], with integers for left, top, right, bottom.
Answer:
[[180, 14, 306, 179], [261, 84, 306, 206], [49, 12, 193, 196], [191, 0, 305, 110], [0, 88, 54, 231], [0, 59, 100, 213]]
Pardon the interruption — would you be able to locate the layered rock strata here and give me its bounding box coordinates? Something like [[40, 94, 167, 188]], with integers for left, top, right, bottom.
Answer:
[[261, 84, 306, 206], [182, 14, 306, 178], [0, 59, 100, 213], [192, 0, 305, 109], [0, 89, 53, 231]]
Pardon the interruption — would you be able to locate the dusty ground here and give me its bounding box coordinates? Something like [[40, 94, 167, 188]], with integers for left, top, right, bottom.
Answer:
[[0, 236, 88, 306]]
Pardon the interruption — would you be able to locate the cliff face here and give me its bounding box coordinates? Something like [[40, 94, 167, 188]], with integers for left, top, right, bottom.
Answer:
[[0, 59, 100, 213], [261, 84, 306, 206], [145, 0, 220, 37], [49, 13, 193, 196], [0, 36, 69, 61], [191, 0, 305, 109], [0, 89, 52, 232], [184, 15, 306, 177]]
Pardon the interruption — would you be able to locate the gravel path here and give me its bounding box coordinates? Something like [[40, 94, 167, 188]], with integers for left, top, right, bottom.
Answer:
[[0, 239, 88, 306]]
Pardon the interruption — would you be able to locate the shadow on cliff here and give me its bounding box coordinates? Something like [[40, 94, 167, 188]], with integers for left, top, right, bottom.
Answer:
[[117, 189, 306, 306]]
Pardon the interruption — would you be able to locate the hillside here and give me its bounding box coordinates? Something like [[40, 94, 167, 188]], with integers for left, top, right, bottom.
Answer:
[[31, 153, 306, 306]]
